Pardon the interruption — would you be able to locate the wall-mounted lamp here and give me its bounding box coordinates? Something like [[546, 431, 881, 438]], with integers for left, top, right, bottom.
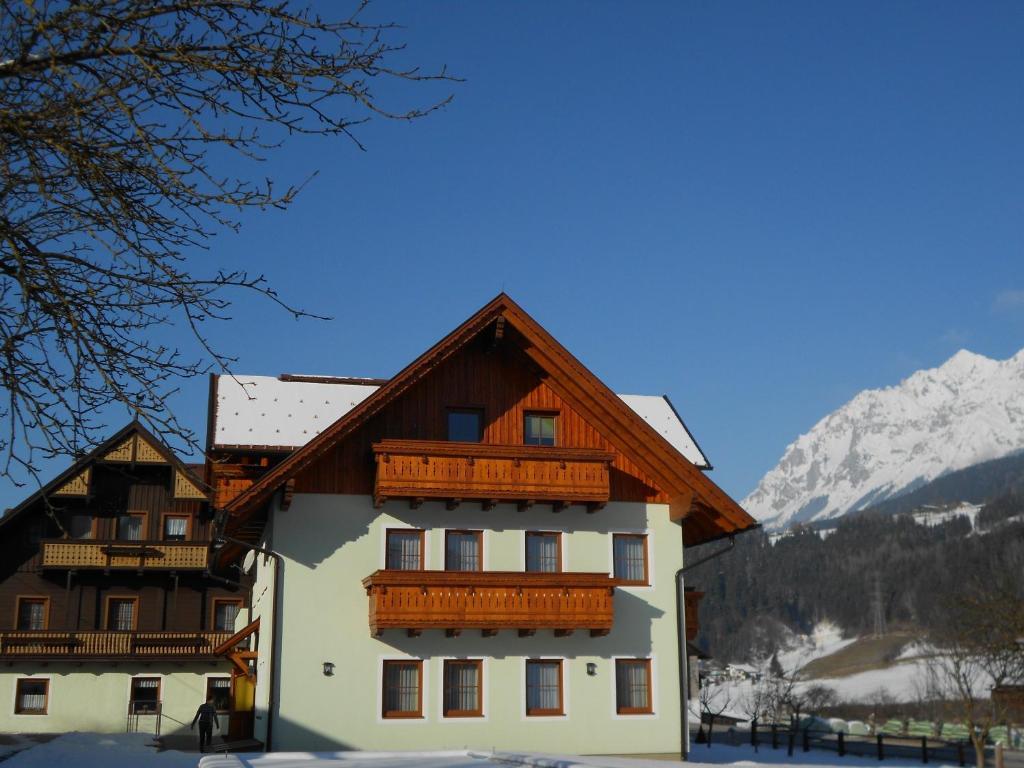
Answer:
[[323, 661, 335, 677], [586, 662, 597, 676]]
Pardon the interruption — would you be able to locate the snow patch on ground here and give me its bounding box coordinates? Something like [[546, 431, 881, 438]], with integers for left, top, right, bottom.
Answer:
[[0, 732, 196, 768], [777, 622, 857, 673]]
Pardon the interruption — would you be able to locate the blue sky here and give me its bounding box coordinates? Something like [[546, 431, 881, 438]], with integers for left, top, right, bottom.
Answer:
[[4, 1, 1024, 510]]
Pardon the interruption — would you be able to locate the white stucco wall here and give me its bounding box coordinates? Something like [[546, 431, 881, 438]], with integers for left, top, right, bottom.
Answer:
[[0, 663, 233, 735], [252, 495, 685, 754]]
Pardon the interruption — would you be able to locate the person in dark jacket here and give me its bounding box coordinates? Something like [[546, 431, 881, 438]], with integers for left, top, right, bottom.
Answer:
[[191, 696, 220, 752]]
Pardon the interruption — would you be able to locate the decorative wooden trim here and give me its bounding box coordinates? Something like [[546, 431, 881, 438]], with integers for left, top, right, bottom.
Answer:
[[384, 529, 425, 570], [210, 598, 244, 632], [14, 678, 49, 715], [525, 658, 564, 716], [0, 630, 233, 660], [52, 467, 90, 497], [525, 531, 562, 573], [104, 595, 139, 631], [160, 513, 192, 542], [381, 659, 423, 719], [612, 533, 649, 586], [14, 596, 50, 631], [444, 530, 482, 572], [615, 658, 654, 715], [133, 434, 166, 464], [41, 539, 208, 570], [173, 469, 208, 500], [373, 440, 613, 463], [442, 659, 483, 717]]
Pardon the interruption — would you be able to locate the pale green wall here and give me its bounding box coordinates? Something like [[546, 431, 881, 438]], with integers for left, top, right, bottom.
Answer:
[[254, 494, 685, 754], [0, 664, 233, 735]]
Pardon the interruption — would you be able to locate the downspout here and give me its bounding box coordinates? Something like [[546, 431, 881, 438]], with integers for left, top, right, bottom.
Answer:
[[676, 530, 737, 761]]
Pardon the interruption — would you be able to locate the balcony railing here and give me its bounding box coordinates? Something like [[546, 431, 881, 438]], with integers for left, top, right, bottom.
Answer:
[[0, 631, 233, 659], [361, 569, 617, 637], [40, 540, 209, 570], [372, 440, 615, 509]]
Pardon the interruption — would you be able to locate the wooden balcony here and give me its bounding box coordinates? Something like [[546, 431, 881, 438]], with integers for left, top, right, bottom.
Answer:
[[40, 540, 209, 570], [361, 569, 617, 637], [372, 440, 615, 510], [685, 589, 704, 642], [0, 631, 233, 660]]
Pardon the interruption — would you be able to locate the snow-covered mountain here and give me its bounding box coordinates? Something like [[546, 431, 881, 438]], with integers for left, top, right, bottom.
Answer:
[[744, 348, 1024, 531]]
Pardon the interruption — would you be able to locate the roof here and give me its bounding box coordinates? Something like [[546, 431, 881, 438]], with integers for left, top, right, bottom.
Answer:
[[222, 293, 757, 547], [0, 421, 208, 529], [211, 378, 711, 468]]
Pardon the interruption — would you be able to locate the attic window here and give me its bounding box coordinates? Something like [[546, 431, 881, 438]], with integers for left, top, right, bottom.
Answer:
[[447, 409, 482, 443], [524, 413, 556, 447]]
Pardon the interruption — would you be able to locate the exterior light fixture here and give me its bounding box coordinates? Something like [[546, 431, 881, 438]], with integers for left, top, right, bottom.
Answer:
[[323, 661, 335, 676], [586, 662, 597, 676]]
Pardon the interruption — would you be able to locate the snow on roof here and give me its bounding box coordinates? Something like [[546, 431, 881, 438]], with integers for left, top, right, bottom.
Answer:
[[212, 376, 711, 468]]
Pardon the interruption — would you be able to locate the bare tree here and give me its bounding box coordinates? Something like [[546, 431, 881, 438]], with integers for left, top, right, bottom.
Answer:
[[739, 668, 772, 750], [0, 0, 455, 484], [699, 679, 734, 747]]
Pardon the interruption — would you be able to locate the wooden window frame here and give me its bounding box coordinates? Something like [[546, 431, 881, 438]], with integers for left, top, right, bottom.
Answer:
[[104, 595, 139, 631], [14, 596, 50, 631], [525, 531, 562, 573], [381, 660, 423, 719], [446, 407, 484, 443], [612, 533, 650, 586], [442, 659, 483, 718], [14, 678, 49, 715], [444, 529, 483, 572], [523, 411, 559, 447], [65, 512, 95, 540], [205, 676, 232, 714], [615, 658, 654, 715], [525, 658, 564, 717], [116, 511, 149, 541], [129, 676, 162, 714], [385, 528, 425, 571], [211, 598, 244, 632], [160, 513, 191, 542]]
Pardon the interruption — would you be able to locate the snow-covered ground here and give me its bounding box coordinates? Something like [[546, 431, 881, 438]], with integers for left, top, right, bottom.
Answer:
[[0, 734, 963, 768], [910, 503, 982, 530]]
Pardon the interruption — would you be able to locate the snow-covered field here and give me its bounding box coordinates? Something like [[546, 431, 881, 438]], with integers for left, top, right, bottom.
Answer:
[[0, 733, 963, 768]]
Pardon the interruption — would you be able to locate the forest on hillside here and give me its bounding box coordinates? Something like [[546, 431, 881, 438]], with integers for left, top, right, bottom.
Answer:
[[686, 490, 1024, 664]]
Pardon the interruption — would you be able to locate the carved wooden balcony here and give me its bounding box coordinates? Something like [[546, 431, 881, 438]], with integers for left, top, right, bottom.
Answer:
[[685, 589, 704, 642], [0, 631, 233, 659], [40, 540, 209, 570], [372, 440, 615, 510], [361, 569, 617, 637]]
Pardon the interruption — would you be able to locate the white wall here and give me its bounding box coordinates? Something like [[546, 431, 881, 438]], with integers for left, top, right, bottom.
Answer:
[[257, 494, 684, 754]]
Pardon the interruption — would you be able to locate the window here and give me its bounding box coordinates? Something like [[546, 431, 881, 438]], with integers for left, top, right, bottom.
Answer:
[[445, 530, 482, 572], [524, 413, 556, 446], [106, 597, 137, 630], [443, 660, 482, 717], [117, 513, 146, 541], [615, 659, 653, 714], [526, 532, 561, 573], [14, 679, 48, 715], [382, 660, 422, 718], [447, 408, 483, 442], [68, 513, 93, 540], [206, 677, 231, 713], [129, 677, 161, 714], [23, 522, 45, 548], [525, 659, 563, 716], [212, 599, 242, 632], [15, 597, 48, 630], [385, 529, 424, 570], [162, 515, 189, 542], [612, 533, 649, 585]]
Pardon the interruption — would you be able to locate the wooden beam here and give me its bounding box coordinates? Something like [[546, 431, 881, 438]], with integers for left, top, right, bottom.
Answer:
[[518, 499, 535, 512], [554, 629, 574, 638], [518, 629, 536, 637], [482, 499, 498, 511], [406, 629, 421, 638], [410, 497, 424, 510], [552, 500, 569, 513], [589, 628, 610, 637], [445, 629, 461, 638], [280, 478, 296, 511], [481, 629, 498, 638], [446, 498, 462, 511], [586, 501, 606, 514], [373, 495, 385, 509]]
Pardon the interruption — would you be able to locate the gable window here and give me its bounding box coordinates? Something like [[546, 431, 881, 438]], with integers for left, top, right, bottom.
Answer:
[[524, 413, 556, 446], [445, 530, 482, 572], [16, 597, 49, 630], [526, 659, 563, 716], [129, 677, 161, 714], [612, 533, 649, 585], [162, 515, 189, 542], [443, 659, 482, 717], [615, 659, 653, 714], [106, 597, 137, 631], [382, 660, 422, 718], [68, 513, 93, 540], [526, 532, 561, 573], [212, 599, 242, 632], [447, 408, 483, 443], [14, 679, 48, 715], [385, 529, 424, 570], [23, 522, 45, 548], [206, 677, 231, 714], [117, 513, 146, 541]]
